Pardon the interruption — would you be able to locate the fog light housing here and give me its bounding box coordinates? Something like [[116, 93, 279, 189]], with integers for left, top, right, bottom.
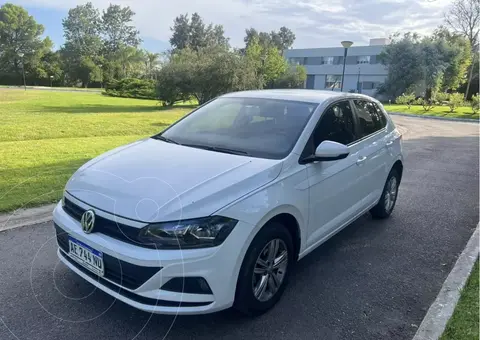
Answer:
[[161, 277, 213, 295]]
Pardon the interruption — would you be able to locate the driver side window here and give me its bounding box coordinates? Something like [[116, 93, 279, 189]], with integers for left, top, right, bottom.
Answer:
[[313, 100, 356, 148]]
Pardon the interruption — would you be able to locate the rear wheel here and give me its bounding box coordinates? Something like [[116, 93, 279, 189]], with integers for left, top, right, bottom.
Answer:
[[370, 168, 400, 218], [234, 223, 294, 316]]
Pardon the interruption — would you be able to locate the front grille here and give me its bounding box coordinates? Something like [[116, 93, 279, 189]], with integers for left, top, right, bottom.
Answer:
[[63, 197, 149, 248], [55, 224, 161, 290], [59, 250, 212, 307]]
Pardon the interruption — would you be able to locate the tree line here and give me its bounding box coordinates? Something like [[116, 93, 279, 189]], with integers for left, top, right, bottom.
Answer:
[[0, 2, 305, 101], [0, 0, 478, 103], [380, 0, 479, 100]]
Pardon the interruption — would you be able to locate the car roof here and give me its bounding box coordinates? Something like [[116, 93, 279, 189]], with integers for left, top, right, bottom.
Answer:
[[222, 89, 375, 104]]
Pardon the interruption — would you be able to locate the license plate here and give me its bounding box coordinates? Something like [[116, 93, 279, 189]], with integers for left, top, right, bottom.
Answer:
[[68, 236, 104, 277]]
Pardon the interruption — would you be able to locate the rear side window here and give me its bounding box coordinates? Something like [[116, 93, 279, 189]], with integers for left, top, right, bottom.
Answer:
[[372, 102, 388, 127], [353, 100, 387, 138]]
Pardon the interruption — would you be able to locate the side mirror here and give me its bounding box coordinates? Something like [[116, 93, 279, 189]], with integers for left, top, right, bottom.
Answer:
[[301, 141, 349, 164]]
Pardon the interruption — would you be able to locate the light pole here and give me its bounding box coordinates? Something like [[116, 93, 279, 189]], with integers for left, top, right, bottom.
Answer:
[[50, 75, 54, 88], [18, 53, 26, 91], [340, 41, 353, 92]]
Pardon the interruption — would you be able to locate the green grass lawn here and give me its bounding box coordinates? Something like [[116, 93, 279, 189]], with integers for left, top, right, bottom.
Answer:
[[384, 104, 479, 119], [0, 89, 194, 212], [441, 260, 479, 340], [0, 85, 102, 92]]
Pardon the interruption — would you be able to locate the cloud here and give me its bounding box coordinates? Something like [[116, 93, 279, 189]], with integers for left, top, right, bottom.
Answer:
[[12, 0, 451, 48]]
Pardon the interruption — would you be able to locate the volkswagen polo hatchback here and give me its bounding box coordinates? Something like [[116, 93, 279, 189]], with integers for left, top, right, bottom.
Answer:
[[53, 90, 403, 316]]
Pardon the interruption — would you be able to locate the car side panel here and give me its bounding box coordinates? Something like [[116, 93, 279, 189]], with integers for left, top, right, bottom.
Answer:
[[214, 156, 309, 254]]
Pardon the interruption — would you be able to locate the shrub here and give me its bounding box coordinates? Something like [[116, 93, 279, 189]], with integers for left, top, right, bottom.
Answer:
[[274, 65, 307, 89], [395, 93, 416, 109], [156, 46, 261, 106], [471, 94, 479, 114], [104, 78, 156, 99], [416, 98, 435, 112], [156, 61, 190, 106], [447, 92, 465, 113], [435, 92, 449, 105]]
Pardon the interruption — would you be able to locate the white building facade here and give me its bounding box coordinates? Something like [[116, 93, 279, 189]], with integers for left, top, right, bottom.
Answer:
[[284, 39, 389, 97]]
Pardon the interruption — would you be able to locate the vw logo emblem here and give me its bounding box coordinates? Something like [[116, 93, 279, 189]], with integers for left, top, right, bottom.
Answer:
[[81, 210, 95, 234]]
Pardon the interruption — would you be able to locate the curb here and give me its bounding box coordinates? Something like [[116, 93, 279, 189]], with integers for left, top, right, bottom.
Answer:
[[0, 204, 55, 232], [388, 112, 479, 123], [412, 223, 480, 340]]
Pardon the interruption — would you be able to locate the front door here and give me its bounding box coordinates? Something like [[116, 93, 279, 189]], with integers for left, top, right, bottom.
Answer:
[[305, 100, 365, 247]]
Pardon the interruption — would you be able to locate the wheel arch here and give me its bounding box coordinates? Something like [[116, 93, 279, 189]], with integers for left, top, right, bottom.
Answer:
[[392, 159, 404, 183], [252, 205, 305, 261]]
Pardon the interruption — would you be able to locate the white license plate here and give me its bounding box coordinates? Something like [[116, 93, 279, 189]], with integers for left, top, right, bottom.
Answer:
[[68, 237, 104, 277]]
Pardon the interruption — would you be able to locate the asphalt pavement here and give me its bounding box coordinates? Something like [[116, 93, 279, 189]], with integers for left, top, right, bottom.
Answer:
[[0, 115, 478, 340]]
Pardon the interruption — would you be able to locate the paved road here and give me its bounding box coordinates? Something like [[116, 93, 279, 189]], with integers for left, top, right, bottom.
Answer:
[[1, 116, 478, 340]]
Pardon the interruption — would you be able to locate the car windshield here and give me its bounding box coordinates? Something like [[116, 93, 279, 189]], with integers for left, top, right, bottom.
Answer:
[[157, 97, 318, 159]]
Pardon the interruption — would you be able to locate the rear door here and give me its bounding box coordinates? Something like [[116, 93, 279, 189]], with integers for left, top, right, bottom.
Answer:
[[351, 99, 391, 206], [303, 100, 366, 247]]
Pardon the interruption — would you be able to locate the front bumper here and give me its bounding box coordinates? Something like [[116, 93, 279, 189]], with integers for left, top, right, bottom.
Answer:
[[53, 198, 255, 315]]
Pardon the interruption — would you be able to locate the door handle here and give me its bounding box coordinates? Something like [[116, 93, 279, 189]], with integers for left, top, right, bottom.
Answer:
[[386, 140, 394, 146], [356, 156, 367, 165]]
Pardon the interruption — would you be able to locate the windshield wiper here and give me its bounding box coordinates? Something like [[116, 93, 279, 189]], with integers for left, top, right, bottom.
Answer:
[[151, 135, 181, 145], [182, 143, 249, 156]]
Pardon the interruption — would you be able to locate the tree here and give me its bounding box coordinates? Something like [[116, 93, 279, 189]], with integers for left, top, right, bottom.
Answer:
[[244, 28, 259, 48], [102, 4, 141, 54], [61, 2, 103, 87], [244, 26, 296, 52], [271, 26, 296, 53], [169, 14, 190, 51], [115, 46, 144, 78], [27, 37, 64, 85], [169, 13, 229, 52], [274, 65, 307, 89], [378, 33, 424, 99], [144, 51, 160, 79], [62, 2, 102, 57], [157, 46, 260, 105], [445, 0, 480, 98], [378, 32, 471, 99], [433, 28, 472, 91], [245, 36, 288, 88], [77, 56, 102, 86], [0, 3, 48, 83]]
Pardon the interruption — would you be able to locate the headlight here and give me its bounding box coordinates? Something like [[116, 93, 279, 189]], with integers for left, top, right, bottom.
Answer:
[[137, 216, 238, 249]]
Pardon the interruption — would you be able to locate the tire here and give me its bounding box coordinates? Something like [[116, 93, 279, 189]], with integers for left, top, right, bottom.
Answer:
[[370, 168, 400, 219], [234, 222, 294, 316]]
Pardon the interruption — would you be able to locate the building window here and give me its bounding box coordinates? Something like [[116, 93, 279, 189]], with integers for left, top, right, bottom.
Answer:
[[306, 75, 315, 89], [305, 57, 323, 65], [361, 81, 379, 90], [357, 56, 371, 64], [323, 56, 335, 65], [325, 75, 342, 89], [288, 57, 304, 65]]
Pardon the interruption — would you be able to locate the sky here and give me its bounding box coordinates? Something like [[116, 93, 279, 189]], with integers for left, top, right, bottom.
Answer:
[[10, 0, 453, 52]]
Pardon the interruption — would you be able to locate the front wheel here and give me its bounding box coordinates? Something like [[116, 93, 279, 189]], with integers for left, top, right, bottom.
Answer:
[[370, 168, 400, 218], [234, 223, 294, 316]]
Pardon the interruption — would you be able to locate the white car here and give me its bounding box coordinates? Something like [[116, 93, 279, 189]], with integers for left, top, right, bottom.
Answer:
[[53, 90, 403, 316]]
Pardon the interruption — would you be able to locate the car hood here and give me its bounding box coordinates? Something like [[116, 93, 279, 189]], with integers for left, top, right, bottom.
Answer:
[[66, 138, 283, 222]]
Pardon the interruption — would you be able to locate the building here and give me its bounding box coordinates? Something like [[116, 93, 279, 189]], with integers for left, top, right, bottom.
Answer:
[[284, 38, 389, 97]]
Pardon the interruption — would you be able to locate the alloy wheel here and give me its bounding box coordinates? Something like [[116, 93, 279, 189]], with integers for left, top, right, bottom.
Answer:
[[384, 176, 398, 212], [252, 239, 288, 302]]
